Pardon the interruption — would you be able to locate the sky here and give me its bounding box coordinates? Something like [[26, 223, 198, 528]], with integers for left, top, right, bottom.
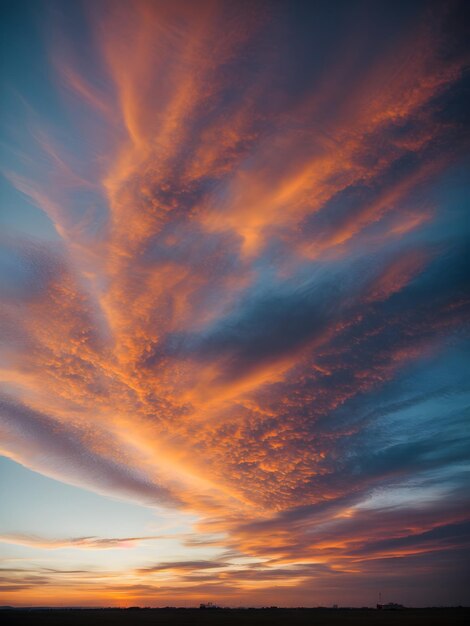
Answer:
[[0, 0, 469, 609]]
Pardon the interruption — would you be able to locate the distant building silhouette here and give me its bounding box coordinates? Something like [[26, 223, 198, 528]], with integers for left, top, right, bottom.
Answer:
[[199, 602, 219, 609], [377, 593, 405, 611]]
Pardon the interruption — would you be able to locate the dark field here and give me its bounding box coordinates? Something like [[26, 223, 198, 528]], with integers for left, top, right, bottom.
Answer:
[[1, 608, 469, 626]]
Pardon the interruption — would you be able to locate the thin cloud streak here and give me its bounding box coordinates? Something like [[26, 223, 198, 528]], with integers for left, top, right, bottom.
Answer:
[[0, 534, 164, 550]]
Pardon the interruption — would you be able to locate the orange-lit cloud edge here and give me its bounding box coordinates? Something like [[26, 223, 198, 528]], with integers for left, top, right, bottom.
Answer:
[[1, 0, 469, 608]]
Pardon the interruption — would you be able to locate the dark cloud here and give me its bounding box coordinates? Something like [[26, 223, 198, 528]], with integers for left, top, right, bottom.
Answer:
[[350, 520, 470, 556]]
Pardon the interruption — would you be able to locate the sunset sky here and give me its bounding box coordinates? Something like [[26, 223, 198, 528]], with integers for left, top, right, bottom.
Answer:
[[0, 0, 469, 608]]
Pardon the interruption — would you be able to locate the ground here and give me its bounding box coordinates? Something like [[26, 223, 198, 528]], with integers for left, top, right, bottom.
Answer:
[[1, 608, 469, 626]]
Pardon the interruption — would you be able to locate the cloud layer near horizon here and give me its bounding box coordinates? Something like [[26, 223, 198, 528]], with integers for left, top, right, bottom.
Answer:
[[0, 0, 469, 607]]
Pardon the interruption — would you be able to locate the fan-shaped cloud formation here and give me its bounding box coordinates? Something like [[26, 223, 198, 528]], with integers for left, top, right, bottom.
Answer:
[[0, 0, 469, 608]]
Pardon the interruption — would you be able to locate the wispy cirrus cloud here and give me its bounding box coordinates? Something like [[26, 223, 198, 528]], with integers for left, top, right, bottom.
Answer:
[[0, 534, 163, 550]]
